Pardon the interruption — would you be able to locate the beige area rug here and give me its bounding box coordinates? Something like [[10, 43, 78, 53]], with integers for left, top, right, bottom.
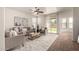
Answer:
[[14, 34, 58, 51]]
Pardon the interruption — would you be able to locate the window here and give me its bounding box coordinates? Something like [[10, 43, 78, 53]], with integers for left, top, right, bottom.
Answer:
[[60, 17, 73, 32], [61, 18, 67, 29], [32, 17, 41, 28], [32, 18, 37, 28], [69, 17, 73, 28], [38, 18, 41, 25]]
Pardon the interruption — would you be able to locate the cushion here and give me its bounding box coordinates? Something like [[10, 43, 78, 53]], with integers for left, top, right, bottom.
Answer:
[[10, 30, 18, 37]]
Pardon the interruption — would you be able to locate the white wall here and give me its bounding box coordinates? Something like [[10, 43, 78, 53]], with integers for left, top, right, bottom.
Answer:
[[73, 7, 79, 41], [45, 7, 57, 14], [5, 8, 46, 30], [0, 8, 5, 50], [5, 8, 32, 30]]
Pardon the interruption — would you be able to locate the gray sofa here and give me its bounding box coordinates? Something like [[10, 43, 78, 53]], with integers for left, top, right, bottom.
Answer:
[[5, 35, 25, 51]]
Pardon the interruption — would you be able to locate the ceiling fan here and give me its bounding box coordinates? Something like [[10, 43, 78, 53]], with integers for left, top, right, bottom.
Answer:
[[32, 7, 44, 15]]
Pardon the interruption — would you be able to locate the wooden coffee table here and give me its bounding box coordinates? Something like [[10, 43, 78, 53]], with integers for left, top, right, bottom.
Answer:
[[28, 32, 40, 40]]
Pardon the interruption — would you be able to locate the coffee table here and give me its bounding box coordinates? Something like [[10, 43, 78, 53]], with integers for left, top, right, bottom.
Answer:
[[28, 32, 40, 40]]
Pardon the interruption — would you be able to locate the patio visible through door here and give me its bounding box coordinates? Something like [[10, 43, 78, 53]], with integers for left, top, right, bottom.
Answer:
[[47, 18, 57, 33]]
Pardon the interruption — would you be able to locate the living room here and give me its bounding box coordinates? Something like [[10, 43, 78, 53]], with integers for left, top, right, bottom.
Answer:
[[1, 0, 79, 59], [0, 7, 79, 51], [5, 7, 58, 51]]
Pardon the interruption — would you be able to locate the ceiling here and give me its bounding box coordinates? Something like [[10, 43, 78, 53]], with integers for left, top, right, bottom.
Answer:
[[8, 7, 72, 14]]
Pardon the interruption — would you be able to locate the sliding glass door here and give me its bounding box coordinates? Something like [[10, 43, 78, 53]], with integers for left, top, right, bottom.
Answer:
[[48, 18, 57, 33]]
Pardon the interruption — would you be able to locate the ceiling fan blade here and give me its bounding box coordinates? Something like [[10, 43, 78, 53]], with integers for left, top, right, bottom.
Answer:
[[32, 7, 44, 14]]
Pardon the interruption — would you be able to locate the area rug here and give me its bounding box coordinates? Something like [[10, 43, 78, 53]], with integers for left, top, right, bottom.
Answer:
[[14, 34, 58, 51]]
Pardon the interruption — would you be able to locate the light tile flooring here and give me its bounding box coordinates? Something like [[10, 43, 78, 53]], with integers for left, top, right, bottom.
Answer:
[[13, 34, 58, 51]]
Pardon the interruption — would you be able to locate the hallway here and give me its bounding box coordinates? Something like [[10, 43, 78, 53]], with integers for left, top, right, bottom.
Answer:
[[48, 32, 79, 51]]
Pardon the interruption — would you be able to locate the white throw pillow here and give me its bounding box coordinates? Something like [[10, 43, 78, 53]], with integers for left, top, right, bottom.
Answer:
[[10, 30, 18, 37], [14, 27, 19, 33], [22, 28, 27, 35]]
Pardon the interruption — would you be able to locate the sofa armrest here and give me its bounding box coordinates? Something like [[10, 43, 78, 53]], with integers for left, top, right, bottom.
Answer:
[[5, 35, 25, 50]]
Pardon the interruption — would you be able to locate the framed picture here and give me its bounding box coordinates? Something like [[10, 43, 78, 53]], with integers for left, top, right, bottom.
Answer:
[[14, 16, 28, 26]]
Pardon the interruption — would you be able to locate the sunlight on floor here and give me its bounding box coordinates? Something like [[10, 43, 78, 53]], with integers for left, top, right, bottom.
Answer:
[[48, 28, 57, 33]]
